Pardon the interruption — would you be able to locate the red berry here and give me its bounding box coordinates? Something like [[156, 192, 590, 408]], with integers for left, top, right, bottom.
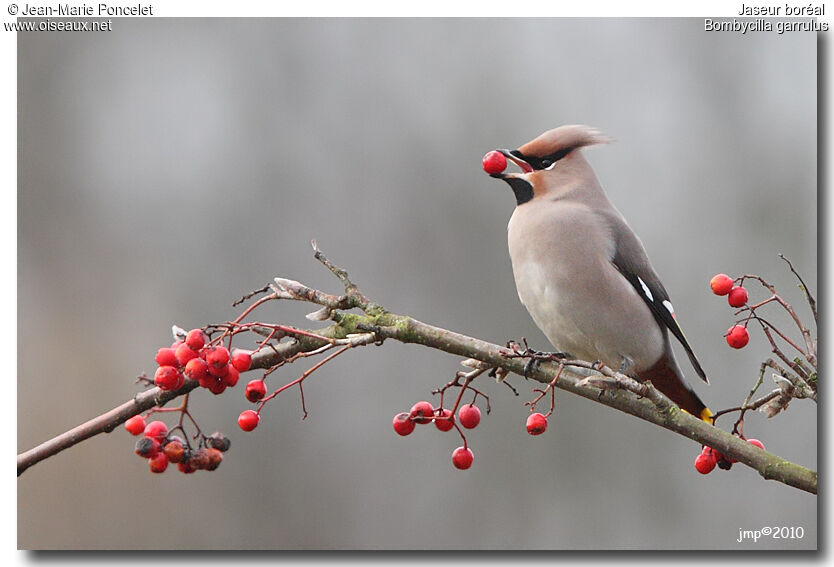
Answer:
[[207, 378, 227, 395], [135, 437, 160, 458], [171, 339, 184, 350], [709, 273, 734, 296], [206, 346, 231, 369], [231, 350, 252, 372], [704, 445, 735, 467], [124, 415, 146, 436], [154, 347, 178, 367], [186, 448, 215, 471], [143, 420, 168, 441], [154, 365, 182, 391], [245, 380, 267, 403], [393, 412, 416, 436], [149, 452, 169, 473], [223, 365, 240, 387], [207, 432, 231, 452], [747, 438, 765, 451], [409, 401, 435, 425], [726, 325, 750, 349], [434, 408, 455, 432], [452, 446, 474, 470], [694, 451, 716, 474], [202, 447, 224, 471], [208, 362, 229, 378], [185, 328, 206, 350], [526, 412, 548, 435], [728, 286, 749, 308], [184, 357, 209, 382], [704, 446, 724, 462], [482, 150, 507, 175], [238, 410, 260, 432], [177, 460, 196, 474], [458, 404, 481, 429], [163, 440, 186, 463], [175, 342, 199, 366], [198, 372, 216, 389]]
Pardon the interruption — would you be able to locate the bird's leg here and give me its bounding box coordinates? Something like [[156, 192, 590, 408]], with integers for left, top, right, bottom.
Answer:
[[578, 358, 632, 392], [505, 338, 570, 362], [503, 339, 572, 380], [523, 357, 539, 378], [615, 355, 648, 399], [617, 355, 635, 377]]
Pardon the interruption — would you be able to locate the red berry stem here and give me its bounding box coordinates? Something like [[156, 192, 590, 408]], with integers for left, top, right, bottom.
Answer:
[[744, 312, 810, 362], [431, 366, 492, 417], [735, 273, 816, 366], [524, 361, 564, 418], [257, 343, 354, 419]]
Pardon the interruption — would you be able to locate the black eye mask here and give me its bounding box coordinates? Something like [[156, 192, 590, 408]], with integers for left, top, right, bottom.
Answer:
[[509, 148, 572, 171]]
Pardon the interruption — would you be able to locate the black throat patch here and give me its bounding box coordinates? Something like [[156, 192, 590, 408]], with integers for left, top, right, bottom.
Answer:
[[504, 177, 534, 206]]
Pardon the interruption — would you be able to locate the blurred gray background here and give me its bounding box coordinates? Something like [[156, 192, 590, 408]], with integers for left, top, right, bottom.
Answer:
[[18, 19, 817, 550]]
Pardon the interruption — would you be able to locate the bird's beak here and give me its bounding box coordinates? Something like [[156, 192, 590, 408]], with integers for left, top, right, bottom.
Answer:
[[496, 149, 534, 177]]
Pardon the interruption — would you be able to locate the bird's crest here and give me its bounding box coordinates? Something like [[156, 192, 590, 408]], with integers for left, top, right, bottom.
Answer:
[[518, 125, 613, 159]]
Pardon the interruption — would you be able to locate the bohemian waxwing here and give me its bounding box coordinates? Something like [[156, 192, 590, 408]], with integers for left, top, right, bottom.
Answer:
[[488, 125, 712, 422]]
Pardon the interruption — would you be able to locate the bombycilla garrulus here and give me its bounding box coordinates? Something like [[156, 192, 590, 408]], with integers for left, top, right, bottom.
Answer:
[[488, 125, 712, 422]]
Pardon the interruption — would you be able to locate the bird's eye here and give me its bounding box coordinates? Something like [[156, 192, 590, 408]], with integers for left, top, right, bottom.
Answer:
[[541, 159, 552, 168]]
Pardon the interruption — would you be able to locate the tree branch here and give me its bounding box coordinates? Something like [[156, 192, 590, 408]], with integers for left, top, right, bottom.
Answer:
[[17, 248, 818, 495]]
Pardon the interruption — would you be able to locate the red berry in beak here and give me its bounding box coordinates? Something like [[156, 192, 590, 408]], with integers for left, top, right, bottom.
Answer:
[[482, 151, 507, 175]]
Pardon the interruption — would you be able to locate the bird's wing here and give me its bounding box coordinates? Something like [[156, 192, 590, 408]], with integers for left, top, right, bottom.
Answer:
[[604, 212, 709, 384]]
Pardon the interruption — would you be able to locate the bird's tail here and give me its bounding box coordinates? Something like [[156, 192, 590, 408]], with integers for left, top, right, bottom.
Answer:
[[639, 354, 713, 423]]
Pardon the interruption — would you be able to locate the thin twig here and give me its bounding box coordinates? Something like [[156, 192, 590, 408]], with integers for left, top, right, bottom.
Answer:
[[739, 274, 816, 366], [710, 390, 782, 422], [779, 253, 816, 325]]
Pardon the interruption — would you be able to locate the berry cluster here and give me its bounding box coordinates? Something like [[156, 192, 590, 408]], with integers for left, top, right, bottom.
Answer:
[[125, 414, 231, 474], [153, 329, 252, 395], [709, 273, 751, 349], [694, 438, 765, 475], [391, 398, 550, 470], [124, 327, 259, 474], [391, 401, 479, 470]]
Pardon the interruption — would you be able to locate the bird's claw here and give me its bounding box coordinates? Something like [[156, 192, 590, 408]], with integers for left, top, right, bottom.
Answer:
[[617, 356, 635, 376]]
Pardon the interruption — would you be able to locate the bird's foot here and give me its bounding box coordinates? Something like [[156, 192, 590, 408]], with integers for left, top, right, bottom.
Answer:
[[503, 339, 571, 379], [617, 355, 636, 377], [577, 374, 621, 391], [523, 357, 539, 378], [578, 360, 629, 392]]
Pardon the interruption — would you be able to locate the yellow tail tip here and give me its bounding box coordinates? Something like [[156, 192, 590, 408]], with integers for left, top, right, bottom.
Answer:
[[682, 407, 715, 423]]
